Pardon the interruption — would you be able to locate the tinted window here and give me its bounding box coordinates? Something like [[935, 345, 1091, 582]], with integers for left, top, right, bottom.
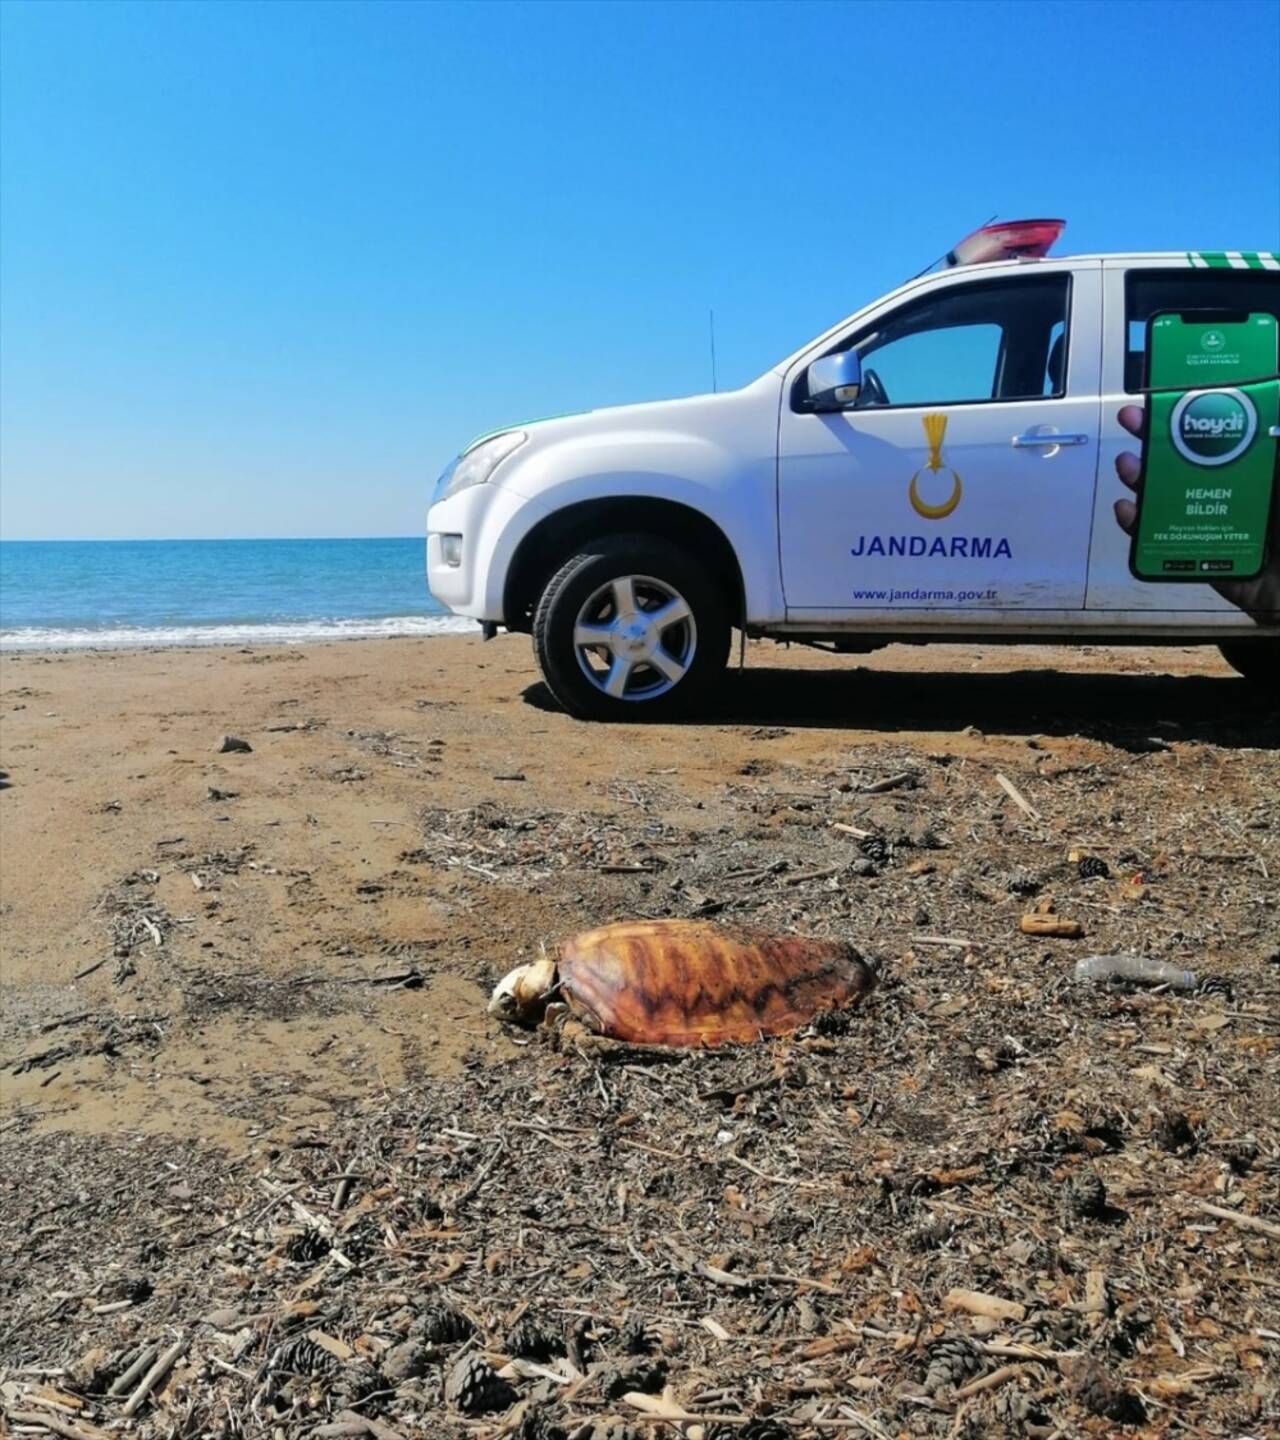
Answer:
[[841, 275, 1070, 410], [1125, 269, 1280, 391]]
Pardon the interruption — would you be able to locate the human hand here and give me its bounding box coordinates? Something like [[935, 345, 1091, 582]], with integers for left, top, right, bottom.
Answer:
[[1114, 404, 1280, 623]]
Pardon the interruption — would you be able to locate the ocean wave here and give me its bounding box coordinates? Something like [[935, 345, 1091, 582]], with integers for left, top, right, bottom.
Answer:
[[0, 614, 481, 651]]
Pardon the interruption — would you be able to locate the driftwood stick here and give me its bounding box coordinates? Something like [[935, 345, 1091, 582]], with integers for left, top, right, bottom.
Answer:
[[121, 1335, 186, 1417], [1192, 1199, 1280, 1240], [107, 1342, 159, 1396], [952, 1362, 1034, 1401], [996, 772, 1041, 819], [7, 1411, 110, 1440]]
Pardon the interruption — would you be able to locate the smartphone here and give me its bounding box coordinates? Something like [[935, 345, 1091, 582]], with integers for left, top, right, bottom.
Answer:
[[1130, 309, 1279, 582]]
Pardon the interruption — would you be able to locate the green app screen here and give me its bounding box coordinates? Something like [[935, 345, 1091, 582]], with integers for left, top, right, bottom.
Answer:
[[1132, 312, 1278, 582]]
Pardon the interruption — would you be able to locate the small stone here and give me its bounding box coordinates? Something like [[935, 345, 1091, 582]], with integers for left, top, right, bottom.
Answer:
[[99, 1271, 153, 1304], [217, 735, 252, 753], [204, 1307, 246, 1330], [67, 1345, 111, 1393], [382, 1339, 429, 1384]]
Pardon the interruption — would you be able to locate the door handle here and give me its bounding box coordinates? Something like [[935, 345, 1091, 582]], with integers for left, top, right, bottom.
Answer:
[[1011, 431, 1089, 448]]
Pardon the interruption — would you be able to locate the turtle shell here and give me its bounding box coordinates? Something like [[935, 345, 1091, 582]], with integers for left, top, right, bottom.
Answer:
[[556, 919, 875, 1047]]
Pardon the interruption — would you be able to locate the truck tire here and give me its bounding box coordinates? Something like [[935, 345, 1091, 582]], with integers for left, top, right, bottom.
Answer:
[[532, 535, 731, 721], [1218, 641, 1277, 689]]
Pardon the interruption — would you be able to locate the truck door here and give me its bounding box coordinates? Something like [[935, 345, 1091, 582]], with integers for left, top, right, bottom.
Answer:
[[777, 265, 1102, 618], [1086, 257, 1280, 613]]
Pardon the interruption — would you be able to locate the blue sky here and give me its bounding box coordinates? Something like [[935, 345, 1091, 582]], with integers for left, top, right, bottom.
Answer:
[[1, 0, 1277, 541]]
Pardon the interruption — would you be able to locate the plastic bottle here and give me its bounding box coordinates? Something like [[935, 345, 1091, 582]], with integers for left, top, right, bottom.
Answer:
[[1072, 954, 1198, 990]]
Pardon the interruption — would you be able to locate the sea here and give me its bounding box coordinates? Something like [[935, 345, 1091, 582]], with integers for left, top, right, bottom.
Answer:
[[0, 538, 475, 651]]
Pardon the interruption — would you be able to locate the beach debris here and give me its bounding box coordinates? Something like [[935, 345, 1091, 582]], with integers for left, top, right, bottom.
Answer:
[[216, 734, 252, 753], [1072, 954, 1198, 989], [1019, 897, 1083, 938], [488, 919, 878, 1047], [5, 713, 1276, 1440]]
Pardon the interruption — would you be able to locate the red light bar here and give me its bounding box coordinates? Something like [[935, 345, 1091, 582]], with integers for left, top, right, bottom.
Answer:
[[946, 218, 1066, 267]]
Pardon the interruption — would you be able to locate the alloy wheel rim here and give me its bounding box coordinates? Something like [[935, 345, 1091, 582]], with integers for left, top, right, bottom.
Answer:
[[572, 574, 698, 702]]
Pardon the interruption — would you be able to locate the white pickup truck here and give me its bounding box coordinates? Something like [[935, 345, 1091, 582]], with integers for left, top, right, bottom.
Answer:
[[427, 224, 1278, 719]]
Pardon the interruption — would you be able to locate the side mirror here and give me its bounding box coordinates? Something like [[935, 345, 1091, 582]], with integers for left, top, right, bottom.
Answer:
[[806, 351, 862, 411]]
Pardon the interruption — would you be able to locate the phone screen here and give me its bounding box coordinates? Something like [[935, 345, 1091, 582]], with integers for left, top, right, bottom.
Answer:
[[1130, 310, 1278, 582]]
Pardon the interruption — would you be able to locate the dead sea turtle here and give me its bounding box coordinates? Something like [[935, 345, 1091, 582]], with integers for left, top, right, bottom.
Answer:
[[488, 918, 877, 1048]]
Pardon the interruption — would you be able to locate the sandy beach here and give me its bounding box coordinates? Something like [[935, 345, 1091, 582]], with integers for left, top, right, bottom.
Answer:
[[1, 634, 1277, 1435]]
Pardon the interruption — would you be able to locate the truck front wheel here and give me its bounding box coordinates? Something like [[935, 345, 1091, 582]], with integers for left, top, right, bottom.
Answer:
[[532, 535, 731, 720]]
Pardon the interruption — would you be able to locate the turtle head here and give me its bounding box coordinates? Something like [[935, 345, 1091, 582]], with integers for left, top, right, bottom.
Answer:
[[488, 956, 557, 1026]]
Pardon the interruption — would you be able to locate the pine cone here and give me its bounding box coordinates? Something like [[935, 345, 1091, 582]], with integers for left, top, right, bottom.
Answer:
[[597, 1355, 667, 1400], [809, 1006, 851, 1037], [1009, 1308, 1080, 1349], [1005, 872, 1042, 898], [1153, 1109, 1196, 1153], [1196, 975, 1234, 1001], [993, 1385, 1051, 1431], [269, 1333, 337, 1378], [1066, 1355, 1145, 1424], [506, 1315, 563, 1361], [707, 1425, 788, 1440], [1065, 1167, 1108, 1221], [740, 1423, 791, 1440], [589, 1424, 642, 1440], [907, 1215, 953, 1253], [1076, 855, 1110, 880], [331, 1357, 382, 1410], [411, 1298, 473, 1345], [859, 834, 889, 864], [444, 1352, 516, 1414], [1224, 1136, 1258, 1174], [922, 1334, 984, 1396], [283, 1227, 331, 1264], [618, 1313, 660, 1354], [512, 1404, 567, 1440], [98, 1270, 154, 1304]]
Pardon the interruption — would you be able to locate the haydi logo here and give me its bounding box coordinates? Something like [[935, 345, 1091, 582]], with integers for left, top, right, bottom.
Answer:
[[1170, 388, 1256, 467], [1200, 329, 1226, 353]]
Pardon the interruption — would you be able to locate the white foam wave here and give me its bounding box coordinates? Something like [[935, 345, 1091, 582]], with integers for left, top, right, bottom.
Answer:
[[0, 614, 480, 652]]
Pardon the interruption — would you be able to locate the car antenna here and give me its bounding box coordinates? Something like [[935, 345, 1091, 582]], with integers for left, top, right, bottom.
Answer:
[[907, 214, 998, 281], [709, 308, 718, 393]]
